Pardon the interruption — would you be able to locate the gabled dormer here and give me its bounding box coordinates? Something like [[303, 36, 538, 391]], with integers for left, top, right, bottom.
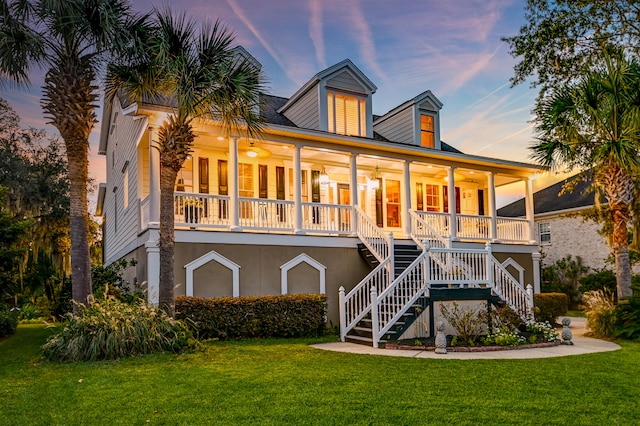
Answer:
[[278, 59, 377, 138], [373, 90, 443, 149]]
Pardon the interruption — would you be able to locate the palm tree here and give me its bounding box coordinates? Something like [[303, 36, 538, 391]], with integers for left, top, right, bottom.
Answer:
[[106, 7, 264, 316], [0, 0, 141, 306], [531, 50, 640, 300]]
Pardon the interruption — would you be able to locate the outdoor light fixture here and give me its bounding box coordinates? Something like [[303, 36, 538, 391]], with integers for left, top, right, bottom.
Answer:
[[319, 167, 330, 185], [247, 141, 258, 158], [369, 165, 380, 189]]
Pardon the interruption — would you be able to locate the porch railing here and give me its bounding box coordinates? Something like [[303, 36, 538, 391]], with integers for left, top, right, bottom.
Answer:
[[238, 197, 294, 230], [457, 214, 491, 241], [174, 193, 229, 228], [497, 217, 530, 242], [355, 206, 392, 263], [301, 202, 352, 234], [409, 210, 449, 249]]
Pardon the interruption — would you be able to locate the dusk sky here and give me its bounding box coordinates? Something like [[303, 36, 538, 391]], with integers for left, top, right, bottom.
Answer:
[[1, 0, 565, 207]]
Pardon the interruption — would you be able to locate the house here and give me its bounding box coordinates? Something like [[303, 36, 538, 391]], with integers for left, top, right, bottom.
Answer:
[[497, 174, 614, 271], [96, 51, 542, 347]]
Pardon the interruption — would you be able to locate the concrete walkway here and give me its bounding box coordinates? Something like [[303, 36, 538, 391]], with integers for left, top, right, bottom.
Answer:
[[311, 317, 620, 360]]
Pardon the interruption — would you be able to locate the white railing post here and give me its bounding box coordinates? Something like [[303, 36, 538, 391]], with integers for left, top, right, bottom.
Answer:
[[350, 153, 358, 235], [294, 145, 303, 234], [370, 286, 379, 348], [485, 241, 493, 286], [388, 231, 395, 277], [229, 137, 240, 231], [532, 252, 542, 294], [487, 171, 497, 241], [447, 167, 458, 241], [526, 284, 534, 319], [525, 177, 535, 242], [339, 286, 346, 342]]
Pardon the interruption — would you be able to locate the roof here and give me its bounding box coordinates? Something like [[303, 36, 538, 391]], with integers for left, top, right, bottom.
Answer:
[[497, 173, 599, 217]]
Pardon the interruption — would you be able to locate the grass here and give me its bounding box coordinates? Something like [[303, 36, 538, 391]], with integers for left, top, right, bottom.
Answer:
[[566, 309, 587, 318], [2, 324, 640, 425]]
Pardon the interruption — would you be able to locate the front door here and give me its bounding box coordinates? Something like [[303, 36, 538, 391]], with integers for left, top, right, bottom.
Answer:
[[337, 183, 350, 231]]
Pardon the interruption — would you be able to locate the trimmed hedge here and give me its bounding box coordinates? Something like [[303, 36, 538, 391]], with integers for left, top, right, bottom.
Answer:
[[534, 293, 569, 324], [176, 294, 327, 340]]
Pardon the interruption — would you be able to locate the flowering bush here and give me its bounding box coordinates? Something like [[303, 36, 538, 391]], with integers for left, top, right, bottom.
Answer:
[[526, 321, 559, 343], [482, 326, 526, 346]]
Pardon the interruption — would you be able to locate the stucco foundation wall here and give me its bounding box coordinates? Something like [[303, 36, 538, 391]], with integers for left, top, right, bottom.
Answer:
[[173, 242, 371, 325], [537, 216, 611, 271], [492, 252, 535, 288]]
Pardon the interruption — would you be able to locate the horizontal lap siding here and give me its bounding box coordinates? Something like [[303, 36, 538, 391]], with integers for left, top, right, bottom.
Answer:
[[282, 86, 320, 130], [104, 102, 147, 264], [327, 71, 366, 93], [374, 107, 414, 145]]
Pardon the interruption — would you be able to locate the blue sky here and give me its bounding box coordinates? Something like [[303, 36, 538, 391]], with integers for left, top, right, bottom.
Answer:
[[1, 0, 562, 206]]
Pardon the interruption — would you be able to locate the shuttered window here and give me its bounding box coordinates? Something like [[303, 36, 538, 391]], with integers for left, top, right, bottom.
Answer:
[[328, 91, 366, 136]]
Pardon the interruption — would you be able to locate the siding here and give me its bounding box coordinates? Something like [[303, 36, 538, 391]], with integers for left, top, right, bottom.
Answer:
[[281, 85, 320, 130], [326, 70, 366, 93], [103, 100, 147, 264], [373, 106, 414, 144]]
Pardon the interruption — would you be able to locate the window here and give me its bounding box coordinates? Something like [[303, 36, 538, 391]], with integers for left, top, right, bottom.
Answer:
[[425, 184, 439, 212], [420, 114, 435, 148], [328, 91, 366, 136], [258, 164, 268, 199], [238, 163, 253, 197], [386, 180, 401, 228], [539, 222, 551, 244]]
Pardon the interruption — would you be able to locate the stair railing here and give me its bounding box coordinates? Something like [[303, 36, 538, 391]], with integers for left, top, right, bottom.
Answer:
[[355, 206, 393, 269], [409, 210, 449, 249], [371, 247, 430, 348], [340, 206, 394, 342], [486, 244, 534, 321]]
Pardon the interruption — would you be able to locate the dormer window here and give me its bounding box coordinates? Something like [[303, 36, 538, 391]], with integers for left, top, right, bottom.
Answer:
[[327, 91, 366, 137], [420, 114, 435, 148]]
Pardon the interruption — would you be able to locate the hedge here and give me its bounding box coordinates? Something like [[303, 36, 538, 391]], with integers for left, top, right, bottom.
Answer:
[[534, 293, 569, 324], [0, 309, 18, 338], [175, 294, 327, 340]]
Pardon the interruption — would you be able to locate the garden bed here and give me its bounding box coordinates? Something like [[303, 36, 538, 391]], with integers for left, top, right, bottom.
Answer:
[[385, 337, 561, 352]]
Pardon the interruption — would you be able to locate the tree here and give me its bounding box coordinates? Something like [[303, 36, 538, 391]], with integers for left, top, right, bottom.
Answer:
[[503, 0, 640, 92], [531, 51, 640, 300], [106, 7, 264, 316], [0, 0, 142, 306]]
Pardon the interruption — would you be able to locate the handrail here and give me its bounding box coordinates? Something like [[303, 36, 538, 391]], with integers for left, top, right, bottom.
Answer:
[[409, 210, 449, 249], [372, 250, 430, 346], [354, 206, 392, 264], [340, 258, 392, 342], [491, 258, 534, 321]]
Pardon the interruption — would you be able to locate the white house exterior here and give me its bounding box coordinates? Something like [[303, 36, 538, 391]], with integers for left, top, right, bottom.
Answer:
[[97, 53, 542, 347]]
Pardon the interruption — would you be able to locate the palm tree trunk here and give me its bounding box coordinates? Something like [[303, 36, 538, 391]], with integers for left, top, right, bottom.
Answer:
[[611, 204, 633, 300], [159, 164, 178, 317], [42, 52, 96, 308]]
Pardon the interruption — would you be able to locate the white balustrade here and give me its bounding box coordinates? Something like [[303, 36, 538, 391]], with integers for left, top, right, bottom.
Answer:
[[456, 214, 491, 240], [496, 217, 529, 242], [302, 202, 353, 234], [174, 193, 229, 227], [355, 206, 391, 262], [238, 198, 294, 230], [409, 210, 448, 249]]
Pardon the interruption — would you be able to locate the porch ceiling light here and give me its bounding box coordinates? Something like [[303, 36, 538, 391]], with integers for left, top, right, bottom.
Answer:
[[243, 141, 271, 159], [320, 167, 330, 185]]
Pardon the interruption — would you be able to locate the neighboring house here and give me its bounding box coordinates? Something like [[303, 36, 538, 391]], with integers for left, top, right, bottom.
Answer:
[[96, 50, 542, 347], [497, 174, 613, 271]]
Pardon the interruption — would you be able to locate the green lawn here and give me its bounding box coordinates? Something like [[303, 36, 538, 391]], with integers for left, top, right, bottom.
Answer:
[[2, 324, 639, 425]]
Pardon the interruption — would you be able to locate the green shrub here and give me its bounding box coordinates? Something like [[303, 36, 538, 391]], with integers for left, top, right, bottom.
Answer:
[[615, 283, 640, 340], [0, 308, 18, 337], [541, 255, 589, 309], [533, 293, 568, 324], [42, 297, 196, 362], [175, 294, 327, 340], [583, 289, 617, 338], [579, 269, 617, 300]]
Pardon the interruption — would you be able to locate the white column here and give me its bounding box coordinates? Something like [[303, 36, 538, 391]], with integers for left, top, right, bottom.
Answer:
[[403, 160, 412, 237], [293, 145, 303, 234], [229, 137, 240, 231], [349, 153, 358, 235], [148, 126, 160, 223], [532, 251, 542, 293], [525, 177, 535, 242], [447, 166, 457, 241], [487, 171, 497, 241], [145, 223, 160, 306]]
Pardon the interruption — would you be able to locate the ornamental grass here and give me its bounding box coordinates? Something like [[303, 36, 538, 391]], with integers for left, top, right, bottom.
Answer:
[[42, 296, 196, 362]]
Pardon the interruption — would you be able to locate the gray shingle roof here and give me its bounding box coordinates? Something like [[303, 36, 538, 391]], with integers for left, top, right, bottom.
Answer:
[[497, 173, 599, 217]]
